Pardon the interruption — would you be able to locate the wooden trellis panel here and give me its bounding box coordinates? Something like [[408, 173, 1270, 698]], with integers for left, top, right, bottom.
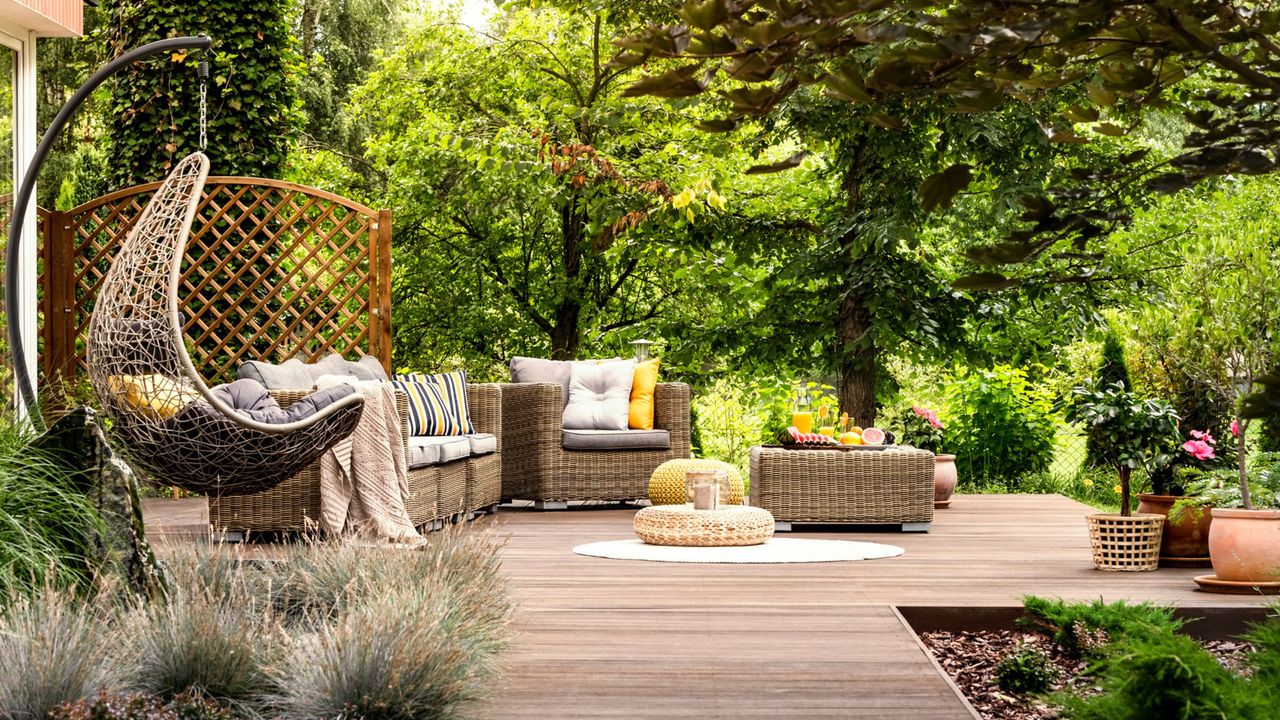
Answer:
[[39, 178, 392, 388]]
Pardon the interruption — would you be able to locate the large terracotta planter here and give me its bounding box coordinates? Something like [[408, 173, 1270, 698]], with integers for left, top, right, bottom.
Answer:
[[1136, 494, 1212, 567], [1207, 508, 1280, 583], [933, 454, 957, 509]]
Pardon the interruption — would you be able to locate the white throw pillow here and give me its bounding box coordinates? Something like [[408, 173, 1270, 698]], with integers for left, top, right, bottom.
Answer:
[[563, 360, 636, 430]]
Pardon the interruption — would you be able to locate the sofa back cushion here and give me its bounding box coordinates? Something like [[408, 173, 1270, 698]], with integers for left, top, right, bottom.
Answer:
[[509, 356, 573, 407], [563, 360, 635, 430], [239, 354, 388, 389], [628, 358, 660, 430]]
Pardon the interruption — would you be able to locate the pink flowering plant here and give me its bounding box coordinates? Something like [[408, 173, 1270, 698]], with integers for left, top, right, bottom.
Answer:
[[1181, 429, 1217, 462], [1066, 382, 1180, 516], [899, 405, 946, 452]]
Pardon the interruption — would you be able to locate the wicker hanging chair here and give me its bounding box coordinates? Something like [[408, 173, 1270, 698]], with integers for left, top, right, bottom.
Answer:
[[86, 151, 364, 496]]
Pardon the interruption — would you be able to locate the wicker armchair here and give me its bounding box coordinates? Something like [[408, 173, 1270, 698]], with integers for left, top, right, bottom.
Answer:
[[210, 383, 502, 535], [500, 382, 691, 505]]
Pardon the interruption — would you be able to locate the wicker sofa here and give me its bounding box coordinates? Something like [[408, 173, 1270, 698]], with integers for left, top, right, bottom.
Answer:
[[500, 382, 690, 506], [209, 383, 502, 536]]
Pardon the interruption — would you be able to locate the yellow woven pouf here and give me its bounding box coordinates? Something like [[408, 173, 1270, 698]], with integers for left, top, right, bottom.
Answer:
[[648, 458, 745, 506]]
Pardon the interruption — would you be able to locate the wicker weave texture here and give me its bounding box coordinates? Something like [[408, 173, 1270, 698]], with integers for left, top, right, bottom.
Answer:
[[750, 446, 935, 524], [633, 505, 775, 546], [86, 152, 364, 496], [1088, 513, 1164, 572], [437, 461, 468, 519], [211, 384, 502, 532], [500, 382, 691, 503]]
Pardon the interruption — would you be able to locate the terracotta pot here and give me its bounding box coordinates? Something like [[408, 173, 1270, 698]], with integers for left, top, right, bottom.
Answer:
[[1208, 508, 1280, 582], [933, 454, 957, 508], [1136, 494, 1212, 566]]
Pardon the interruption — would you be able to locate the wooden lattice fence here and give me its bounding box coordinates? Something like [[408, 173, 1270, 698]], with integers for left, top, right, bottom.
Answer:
[[37, 178, 392, 391]]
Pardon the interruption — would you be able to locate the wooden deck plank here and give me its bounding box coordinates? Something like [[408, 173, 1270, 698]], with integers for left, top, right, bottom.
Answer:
[[143, 494, 1273, 719]]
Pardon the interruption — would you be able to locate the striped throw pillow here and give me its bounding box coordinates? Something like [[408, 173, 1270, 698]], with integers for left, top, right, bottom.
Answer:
[[393, 370, 475, 436]]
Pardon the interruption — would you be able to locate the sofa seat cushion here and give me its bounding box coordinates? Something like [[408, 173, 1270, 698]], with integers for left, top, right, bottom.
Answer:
[[406, 436, 470, 469], [562, 428, 671, 451], [467, 433, 497, 456]]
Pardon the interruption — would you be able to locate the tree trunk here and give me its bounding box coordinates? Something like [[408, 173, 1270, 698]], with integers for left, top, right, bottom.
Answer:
[[1238, 417, 1252, 510], [835, 136, 876, 427], [1118, 464, 1133, 516], [300, 0, 324, 61], [549, 191, 585, 359], [838, 292, 876, 427]]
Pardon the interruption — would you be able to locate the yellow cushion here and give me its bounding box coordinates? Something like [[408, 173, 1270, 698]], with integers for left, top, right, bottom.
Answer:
[[107, 374, 202, 421], [628, 358, 660, 430]]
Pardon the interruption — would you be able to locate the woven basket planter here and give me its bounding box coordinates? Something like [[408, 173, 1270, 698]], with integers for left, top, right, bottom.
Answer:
[[1087, 513, 1165, 572]]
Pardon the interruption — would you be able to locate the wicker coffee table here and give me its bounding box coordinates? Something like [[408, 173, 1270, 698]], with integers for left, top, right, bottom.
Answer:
[[750, 445, 935, 532], [633, 505, 775, 546]]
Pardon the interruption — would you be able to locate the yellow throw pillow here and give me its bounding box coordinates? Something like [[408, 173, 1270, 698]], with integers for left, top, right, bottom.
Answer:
[[107, 374, 202, 421], [628, 359, 660, 430]]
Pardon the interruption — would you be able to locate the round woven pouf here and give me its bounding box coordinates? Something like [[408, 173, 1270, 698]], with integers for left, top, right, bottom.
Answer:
[[634, 505, 775, 547], [648, 458, 745, 506]]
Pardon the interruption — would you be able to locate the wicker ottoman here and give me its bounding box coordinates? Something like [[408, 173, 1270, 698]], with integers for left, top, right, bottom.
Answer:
[[749, 446, 935, 532], [633, 505, 775, 547], [648, 458, 745, 506]]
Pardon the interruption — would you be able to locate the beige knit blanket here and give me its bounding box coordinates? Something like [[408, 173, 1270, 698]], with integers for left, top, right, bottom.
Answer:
[[314, 376, 421, 543]]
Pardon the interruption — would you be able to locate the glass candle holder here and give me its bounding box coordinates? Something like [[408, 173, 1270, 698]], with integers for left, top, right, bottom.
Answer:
[[685, 469, 722, 511]]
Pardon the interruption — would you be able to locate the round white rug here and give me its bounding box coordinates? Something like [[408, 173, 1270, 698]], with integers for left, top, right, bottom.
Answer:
[[572, 537, 904, 564]]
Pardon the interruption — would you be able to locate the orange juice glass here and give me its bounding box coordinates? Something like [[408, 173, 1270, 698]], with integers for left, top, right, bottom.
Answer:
[[792, 411, 813, 434]]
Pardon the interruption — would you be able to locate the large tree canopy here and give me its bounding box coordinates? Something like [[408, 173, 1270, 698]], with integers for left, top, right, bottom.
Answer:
[[617, 0, 1280, 289]]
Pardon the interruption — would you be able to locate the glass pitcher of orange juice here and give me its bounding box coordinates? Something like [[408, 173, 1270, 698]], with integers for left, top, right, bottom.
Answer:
[[791, 384, 813, 434]]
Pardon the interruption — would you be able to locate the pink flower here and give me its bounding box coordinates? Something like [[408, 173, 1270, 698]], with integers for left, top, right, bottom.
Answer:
[[1230, 419, 1240, 437], [1189, 429, 1216, 446], [912, 406, 943, 429], [1182, 439, 1216, 461]]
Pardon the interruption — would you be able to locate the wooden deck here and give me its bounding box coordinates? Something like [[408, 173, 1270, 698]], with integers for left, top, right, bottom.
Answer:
[[143, 494, 1274, 719]]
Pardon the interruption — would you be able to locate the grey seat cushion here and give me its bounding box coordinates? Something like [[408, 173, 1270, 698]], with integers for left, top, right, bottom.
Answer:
[[562, 428, 670, 451], [467, 433, 497, 456], [207, 378, 357, 424], [239, 354, 388, 389], [406, 435, 470, 469]]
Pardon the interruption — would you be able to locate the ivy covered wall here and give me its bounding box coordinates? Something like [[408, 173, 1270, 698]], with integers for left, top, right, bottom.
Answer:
[[103, 0, 299, 186]]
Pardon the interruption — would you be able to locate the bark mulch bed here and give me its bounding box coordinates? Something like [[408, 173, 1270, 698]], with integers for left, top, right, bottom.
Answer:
[[921, 629, 1253, 720]]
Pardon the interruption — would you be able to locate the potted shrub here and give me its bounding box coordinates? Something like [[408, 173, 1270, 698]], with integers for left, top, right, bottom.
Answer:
[[899, 405, 954, 508], [1136, 429, 1218, 567], [1066, 382, 1180, 571]]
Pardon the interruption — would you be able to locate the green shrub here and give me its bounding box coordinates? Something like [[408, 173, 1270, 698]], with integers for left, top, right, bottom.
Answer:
[[0, 589, 120, 719], [1020, 597, 1181, 658], [0, 424, 107, 600], [944, 366, 1058, 490], [1054, 629, 1270, 719], [995, 644, 1059, 695]]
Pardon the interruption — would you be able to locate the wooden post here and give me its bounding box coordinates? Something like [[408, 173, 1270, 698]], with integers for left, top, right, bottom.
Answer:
[[376, 208, 393, 375]]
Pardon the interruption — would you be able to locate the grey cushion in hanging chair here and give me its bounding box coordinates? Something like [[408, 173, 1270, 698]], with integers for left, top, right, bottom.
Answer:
[[206, 379, 357, 424], [86, 151, 365, 497]]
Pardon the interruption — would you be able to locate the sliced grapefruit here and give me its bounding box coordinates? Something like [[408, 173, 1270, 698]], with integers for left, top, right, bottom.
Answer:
[[860, 427, 886, 445]]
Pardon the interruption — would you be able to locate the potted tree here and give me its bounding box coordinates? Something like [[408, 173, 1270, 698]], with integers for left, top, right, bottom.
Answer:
[[1066, 382, 1180, 571], [899, 405, 954, 508]]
